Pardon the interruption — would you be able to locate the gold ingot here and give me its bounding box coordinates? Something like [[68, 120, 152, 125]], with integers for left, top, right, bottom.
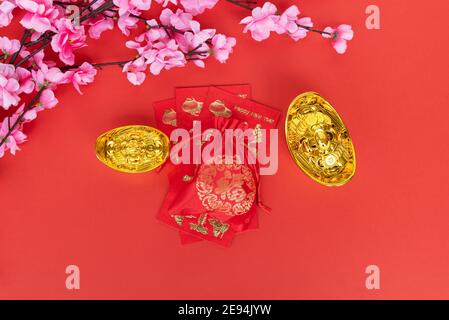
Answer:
[[95, 125, 170, 173], [285, 92, 356, 186]]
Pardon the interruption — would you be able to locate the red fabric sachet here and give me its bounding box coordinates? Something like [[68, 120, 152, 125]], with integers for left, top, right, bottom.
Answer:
[[155, 85, 280, 246]]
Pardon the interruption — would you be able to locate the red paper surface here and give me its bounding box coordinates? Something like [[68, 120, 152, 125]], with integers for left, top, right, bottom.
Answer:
[[1, 0, 449, 299]]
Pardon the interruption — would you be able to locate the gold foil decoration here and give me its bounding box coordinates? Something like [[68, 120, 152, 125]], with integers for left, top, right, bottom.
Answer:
[[162, 108, 177, 126], [209, 99, 232, 118], [253, 124, 262, 143], [95, 125, 170, 173], [171, 214, 195, 226], [208, 218, 230, 238], [285, 92, 356, 186], [189, 214, 208, 235], [182, 97, 203, 116], [196, 158, 256, 216]]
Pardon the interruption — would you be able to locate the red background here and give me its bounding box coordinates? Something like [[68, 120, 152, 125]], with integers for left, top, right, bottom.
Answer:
[[1, 0, 449, 299]]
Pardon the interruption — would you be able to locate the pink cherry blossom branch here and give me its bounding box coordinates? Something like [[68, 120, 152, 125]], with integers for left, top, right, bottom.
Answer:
[[15, 40, 52, 68], [79, 0, 115, 23], [24, 32, 55, 47], [9, 29, 31, 65], [1, 0, 352, 158], [225, 0, 254, 10], [61, 60, 132, 71], [0, 89, 44, 149], [14, 1, 116, 69], [224, 0, 332, 36], [297, 24, 332, 36]]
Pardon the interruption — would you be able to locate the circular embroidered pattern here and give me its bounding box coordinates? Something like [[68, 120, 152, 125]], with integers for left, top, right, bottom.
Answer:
[[196, 160, 256, 216]]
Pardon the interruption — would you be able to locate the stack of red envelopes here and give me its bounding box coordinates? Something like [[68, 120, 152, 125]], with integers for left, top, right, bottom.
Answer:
[[154, 85, 280, 246]]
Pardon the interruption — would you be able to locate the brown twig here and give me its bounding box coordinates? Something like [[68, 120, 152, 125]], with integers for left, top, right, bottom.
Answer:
[[9, 29, 31, 64]]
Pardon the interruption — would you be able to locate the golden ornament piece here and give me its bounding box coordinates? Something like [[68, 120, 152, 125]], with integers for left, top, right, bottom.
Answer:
[[189, 213, 209, 235], [95, 125, 170, 173], [209, 99, 232, 118], [162, 108, 177, 126], [181, 97, 203, 116], [208, 218, 230, 238], [285, 92, 356, 187]]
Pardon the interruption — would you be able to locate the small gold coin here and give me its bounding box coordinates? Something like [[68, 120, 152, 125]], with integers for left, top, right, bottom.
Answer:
[[285, 92, 356, 186], [95, 125, 170, 173]]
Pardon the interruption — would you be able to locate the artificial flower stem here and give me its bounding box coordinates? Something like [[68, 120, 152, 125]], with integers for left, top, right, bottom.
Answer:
[[17, 1, 115, 67], [24, 31, 55, 48], [9, 29, 31, 65], [81, 0, 100, 14], [61, 60, 132, 71], [79, 0, 114, 23], [225, 0, 255, 10], [15, 40, 51, 68], [0, 89, 44, 149], [297, 24, 332, 36], [225, 0, 333, 36]]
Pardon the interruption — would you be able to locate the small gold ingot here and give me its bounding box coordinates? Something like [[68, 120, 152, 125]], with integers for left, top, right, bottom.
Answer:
[[285, 92, 356, 187], [95, 125, 170, 173]]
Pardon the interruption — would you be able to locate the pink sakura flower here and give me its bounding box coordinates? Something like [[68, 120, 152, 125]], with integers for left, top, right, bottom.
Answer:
[[19, 48, 55, 69], [16, 0, 59, 33], [147, 40, 186, 75], [180, 0, 218, 16], [88, 16, 115, 39], [0, 116, 28, 157], [130, 0, 151, 10], [125, 38, 150, 56], [113, 0, 151, 16], [273, 5, 312, 41], [0, 1, 15, 27], [51, 18, 87, 65], [290, 17, 313, 41], [140, 20, 170, 43], [15, 104, 38, 123], [274, 5, 299, 35], [0, 36, 20, 57], [211, 34, 236, 63], [15, 67, 35, 94], [0, 103, 38, 157], [178, 20, 214, 67], [31, 64, 65, 89], [117, 13, 139, 36], [63, 62, 97, 94], [122, 57, 147, 85], [159, 8, 193, 32], [0, 63, 20, 110], [322, 24, 354, 54], [35, 88, 58, 110], [240, 2, 278, 42], [155, 0, 177, 7]]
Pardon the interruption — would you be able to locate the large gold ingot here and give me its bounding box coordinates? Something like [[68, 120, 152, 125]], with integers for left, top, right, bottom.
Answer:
[[95, 125, 169, 173], [285, 92, 356, 186]]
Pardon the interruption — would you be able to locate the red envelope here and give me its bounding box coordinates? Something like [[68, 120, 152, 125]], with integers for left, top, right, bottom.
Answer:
[[154, 84, 279, 247], [175, 84, 252, 130], [153, 98, 177, 137], [204, 86, 280, 130]]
